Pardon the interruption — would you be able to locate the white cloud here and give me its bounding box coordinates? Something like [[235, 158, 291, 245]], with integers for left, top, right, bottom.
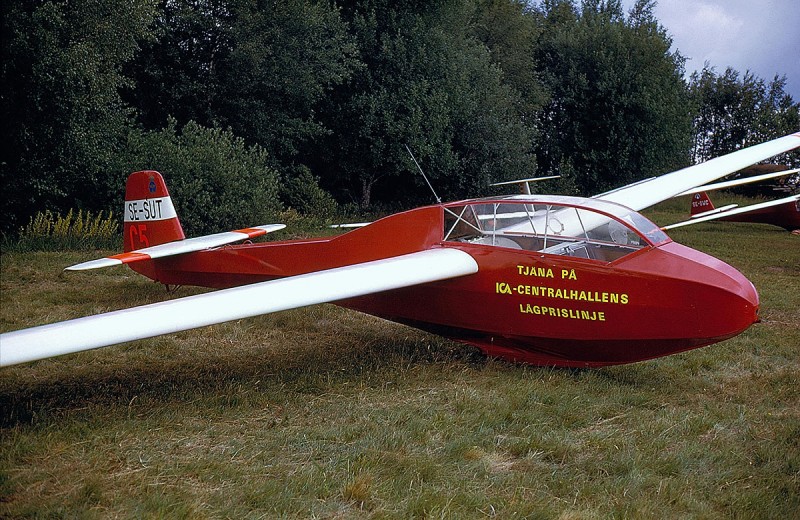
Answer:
[[620, 0, 800, 99]]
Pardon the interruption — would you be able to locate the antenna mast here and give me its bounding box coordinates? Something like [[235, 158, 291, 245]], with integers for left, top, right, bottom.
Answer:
[[405, 145, 441, 204]]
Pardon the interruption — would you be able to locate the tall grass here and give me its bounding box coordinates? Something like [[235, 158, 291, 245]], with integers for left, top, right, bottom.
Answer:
[[1, 200, 798, 518], [3, 209, 120, 252]]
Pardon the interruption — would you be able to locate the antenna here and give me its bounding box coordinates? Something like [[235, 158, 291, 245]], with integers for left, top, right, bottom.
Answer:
[[405, 144, 441, 204]]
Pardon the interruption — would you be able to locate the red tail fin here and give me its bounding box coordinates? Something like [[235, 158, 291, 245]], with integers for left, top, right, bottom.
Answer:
[[123, 171, 185, 252], [690, 191, 715, 217]]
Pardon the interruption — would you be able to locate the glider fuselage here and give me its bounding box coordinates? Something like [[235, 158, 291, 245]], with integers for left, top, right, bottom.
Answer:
[[718, 199, 800, 230], [131, 199, 759, 367]]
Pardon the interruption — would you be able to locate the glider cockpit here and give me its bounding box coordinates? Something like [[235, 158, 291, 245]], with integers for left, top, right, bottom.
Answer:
[[443, 196, 669, 263]]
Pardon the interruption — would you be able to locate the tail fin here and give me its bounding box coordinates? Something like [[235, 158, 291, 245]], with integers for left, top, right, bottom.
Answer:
[[690, 191, 715, 217], [65, 170, 284, 272], [124, 170, 185, 252]]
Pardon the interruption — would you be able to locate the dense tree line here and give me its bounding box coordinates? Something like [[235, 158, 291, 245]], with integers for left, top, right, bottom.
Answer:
[[2, 0, 797, 235], [688, 67, 799, 164]]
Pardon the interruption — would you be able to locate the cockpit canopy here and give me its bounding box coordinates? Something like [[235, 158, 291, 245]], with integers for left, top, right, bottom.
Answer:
[[443, 195, 669, 262]]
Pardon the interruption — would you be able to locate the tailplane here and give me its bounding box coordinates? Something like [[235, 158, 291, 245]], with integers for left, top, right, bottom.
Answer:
[[124, 170, 185, 252], [66, 170, 284, 271]]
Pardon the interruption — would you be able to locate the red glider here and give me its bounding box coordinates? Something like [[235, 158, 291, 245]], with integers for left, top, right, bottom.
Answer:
[[2, 132, 799, 368]]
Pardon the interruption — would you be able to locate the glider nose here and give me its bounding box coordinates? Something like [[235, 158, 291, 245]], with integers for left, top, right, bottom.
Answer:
[[692, 253, 760, 342], [637, 242, 760, 347], [732, 274, 759, 325]]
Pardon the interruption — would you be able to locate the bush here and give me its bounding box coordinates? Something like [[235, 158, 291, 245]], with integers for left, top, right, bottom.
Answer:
[[122, 120, 284, 236], [279, 165, 339, 222]]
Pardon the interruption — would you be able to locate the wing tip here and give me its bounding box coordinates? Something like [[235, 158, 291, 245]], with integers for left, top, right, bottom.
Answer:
[[65, 258, 124, 271]]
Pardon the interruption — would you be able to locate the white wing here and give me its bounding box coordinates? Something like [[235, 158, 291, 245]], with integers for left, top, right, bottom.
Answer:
[[674, 168, 799, 197], [662, 194, 800, 230], [0, 248, 478, 367], [597, 132, 800, 211]]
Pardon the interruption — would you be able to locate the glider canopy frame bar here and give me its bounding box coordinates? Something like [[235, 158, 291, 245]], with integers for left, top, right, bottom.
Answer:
[[443, 196, 670, 262]]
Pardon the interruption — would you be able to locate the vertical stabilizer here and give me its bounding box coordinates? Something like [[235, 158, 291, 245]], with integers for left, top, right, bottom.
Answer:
[[690, 192, 715, 217], [123, 170, 185, 252]]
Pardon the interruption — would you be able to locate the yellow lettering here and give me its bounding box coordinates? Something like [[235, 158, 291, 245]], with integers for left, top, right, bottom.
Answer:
[[516, 265, 554, 278], [517, 304, 608, 322], [496, 282, 512, 295], [561, 269, 577, 280]]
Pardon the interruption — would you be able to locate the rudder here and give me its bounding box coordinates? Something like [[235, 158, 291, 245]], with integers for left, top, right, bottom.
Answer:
[[124, 170, 185, 252]]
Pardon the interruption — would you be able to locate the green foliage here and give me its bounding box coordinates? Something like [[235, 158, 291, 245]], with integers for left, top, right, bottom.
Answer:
[[122, 120, 283, 236], [688, 67, 800, 166], [470, 0, 548, 117], [315, 1, 539, 207], [218, 0, 362, 158], [1, 0, 158, 233], [2, 0, 797, 233], [5, 209, 120, 252], [124, 0, 361, 161], [533, 0, 692, 194], [279, 166, 339, 222]]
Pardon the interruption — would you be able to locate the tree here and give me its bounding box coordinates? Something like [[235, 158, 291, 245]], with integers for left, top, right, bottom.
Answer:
[[122, 120, 282, 235], [121, 0, 234, 132], [532, 0, 692, 195], [123, 0, 361, 163], [470, 0, 548, 118], [688, 67, 800, 165], [217, 0, 361, 160], [1, 0, 158, 233], [313, 0, 538, 207]]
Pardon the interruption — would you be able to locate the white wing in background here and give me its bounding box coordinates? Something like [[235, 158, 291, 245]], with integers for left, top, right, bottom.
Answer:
[[673, 168, 799, 197], [597, 132, 800, 211], [662, 194, 800, 230], [0, 249, 478, 366]]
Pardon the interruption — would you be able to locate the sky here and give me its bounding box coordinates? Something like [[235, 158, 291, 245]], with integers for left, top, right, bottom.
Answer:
[[620, 0, 800, 100]]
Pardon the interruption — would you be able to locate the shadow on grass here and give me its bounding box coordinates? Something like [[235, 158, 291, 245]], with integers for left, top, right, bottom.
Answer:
[[0, 325, 490, 428]]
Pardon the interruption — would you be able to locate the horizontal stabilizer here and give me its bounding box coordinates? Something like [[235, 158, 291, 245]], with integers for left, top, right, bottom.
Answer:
[[663, 195, 800, 230], [0, 248, 478, 366], [329, 222, 371, 229], [491, 176, 561, 196], [691, 204, 738, 219], [490, 175, 561, 187], [66, 224, 286, 271]]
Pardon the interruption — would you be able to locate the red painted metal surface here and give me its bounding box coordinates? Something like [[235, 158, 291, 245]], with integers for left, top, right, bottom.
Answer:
[[344, 241, 757, 367], [127, 198, 760, 367], [717, 199, 800, 231], [691, 191, 800, 231], [123, 170, 185, 251]]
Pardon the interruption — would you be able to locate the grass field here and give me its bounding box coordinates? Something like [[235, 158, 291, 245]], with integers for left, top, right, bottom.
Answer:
[[1, 198, 798, 518]]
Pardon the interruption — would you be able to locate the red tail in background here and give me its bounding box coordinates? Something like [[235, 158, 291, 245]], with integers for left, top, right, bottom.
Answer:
[[123, 170, 185, 252], [690, 192, 715, 217]]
